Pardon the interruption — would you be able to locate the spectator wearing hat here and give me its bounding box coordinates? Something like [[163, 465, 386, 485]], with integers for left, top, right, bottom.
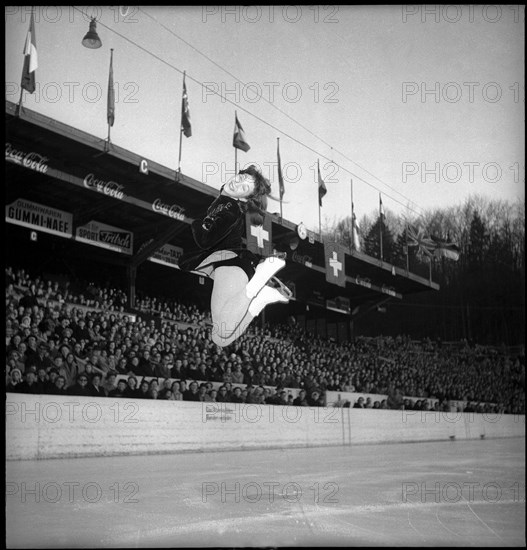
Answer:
[[72, 317, 90, 341], [31, 343, 53, 372], [6, 368, 23, 392]]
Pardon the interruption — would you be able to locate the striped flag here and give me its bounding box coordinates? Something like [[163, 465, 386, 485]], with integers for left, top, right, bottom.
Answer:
[[318, 159, 327, 206], [352, 211, 361, 251], [379, 193, 385, 221], [107, 50, 115, 127], [277, 139, 285, 200], [181, 76, 191, 137], [21, 10, 38, 93], [233, 112, 250, 152]]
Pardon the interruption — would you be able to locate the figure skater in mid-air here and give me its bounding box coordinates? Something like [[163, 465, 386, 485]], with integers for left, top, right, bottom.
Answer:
[[178, 165, 291, 347]]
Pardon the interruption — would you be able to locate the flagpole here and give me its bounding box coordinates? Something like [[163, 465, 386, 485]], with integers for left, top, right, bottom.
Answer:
[[350, 178, 354, 251], [106, 49, 114, 152], [318, 158, 323, 239], [278, 137, 283, 221], [429, 256, 432, 283], [405, 224, 409, 274], [16, 88, 24, 117], [379, 194, 384, 264], [177, 71, 186, 181], [234, 110, 238, 174]]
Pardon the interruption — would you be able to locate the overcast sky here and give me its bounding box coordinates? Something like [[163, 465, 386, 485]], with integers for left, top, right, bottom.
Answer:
[[5, 5, 525, 232]]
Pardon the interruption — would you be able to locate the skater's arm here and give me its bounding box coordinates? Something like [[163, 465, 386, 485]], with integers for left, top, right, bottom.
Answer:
[[191, 202, 241, 249]]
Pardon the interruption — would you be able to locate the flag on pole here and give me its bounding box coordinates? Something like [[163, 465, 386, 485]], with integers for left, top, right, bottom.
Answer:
[[352, 212, 361, 251], [246, 212, 272, 256], [318, 159, 327, 206], [406, 225, 461, 261], [324, 242, 346, 287], [107, 50, 115, 127], [277, 139, 285, 200], [21, 10, 38, 93], [181, 76, 192, 137], [379, 193, 385, 221], [233, 112, 250, 152]]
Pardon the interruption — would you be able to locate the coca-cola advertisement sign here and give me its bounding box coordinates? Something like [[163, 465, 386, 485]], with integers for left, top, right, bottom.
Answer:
[[151, 198, 185, 221], [83, 173, 125, 200], [5, 142, 49, 174]]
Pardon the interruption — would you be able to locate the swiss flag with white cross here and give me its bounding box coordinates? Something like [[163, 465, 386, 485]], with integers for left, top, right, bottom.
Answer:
[[246, 213, 273, 256], [324, 241, 346, 287]]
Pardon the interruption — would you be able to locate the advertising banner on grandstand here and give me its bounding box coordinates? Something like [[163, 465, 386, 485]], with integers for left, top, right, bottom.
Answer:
[[148, 243, 184, 268], [5, 142, 50, 174], [246, 212, 272, 256], [5, 198, 72, 238], [307, 289, 326, 307], [75, 221, 133, 255], [324, 241, 346, 287], [326, 295, 351, 314]]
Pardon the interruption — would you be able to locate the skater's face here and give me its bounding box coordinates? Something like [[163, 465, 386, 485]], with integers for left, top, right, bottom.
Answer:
[[222, 172, 256, 199]]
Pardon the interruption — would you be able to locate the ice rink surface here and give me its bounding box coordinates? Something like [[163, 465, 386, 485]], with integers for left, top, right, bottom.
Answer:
[[6, 437, 525, 548]]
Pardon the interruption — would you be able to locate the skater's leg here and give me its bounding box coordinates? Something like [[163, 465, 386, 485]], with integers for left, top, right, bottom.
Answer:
[[211, 278, 291, 348], [210, 266, 253, 346]]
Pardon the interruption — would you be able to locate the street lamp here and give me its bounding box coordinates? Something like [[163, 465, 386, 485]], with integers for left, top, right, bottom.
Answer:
[[82, 18, 102, 49]]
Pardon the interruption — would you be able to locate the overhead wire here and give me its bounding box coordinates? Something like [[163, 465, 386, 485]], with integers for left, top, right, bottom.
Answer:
[[74, 6, 428, 221]]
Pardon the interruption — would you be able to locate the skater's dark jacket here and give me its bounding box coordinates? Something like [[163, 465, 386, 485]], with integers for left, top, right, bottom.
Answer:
[[178, 193, 258, 276]]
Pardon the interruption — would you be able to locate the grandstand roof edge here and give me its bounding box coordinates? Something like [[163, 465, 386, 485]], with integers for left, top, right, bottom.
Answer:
[[5, 100, 217, 200]]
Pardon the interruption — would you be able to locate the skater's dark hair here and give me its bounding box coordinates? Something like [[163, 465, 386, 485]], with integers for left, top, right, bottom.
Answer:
[[239, 165, 271, 226]]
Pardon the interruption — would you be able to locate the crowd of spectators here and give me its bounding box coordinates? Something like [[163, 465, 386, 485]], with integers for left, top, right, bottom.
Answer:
[[5, 265, 525, 414]]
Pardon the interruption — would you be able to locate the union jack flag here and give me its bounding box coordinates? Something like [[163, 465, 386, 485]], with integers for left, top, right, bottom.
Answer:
[[407, 225, 460, 261]]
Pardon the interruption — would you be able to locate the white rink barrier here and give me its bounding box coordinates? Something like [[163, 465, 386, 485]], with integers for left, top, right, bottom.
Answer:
[[5, 393, 525, 460]]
